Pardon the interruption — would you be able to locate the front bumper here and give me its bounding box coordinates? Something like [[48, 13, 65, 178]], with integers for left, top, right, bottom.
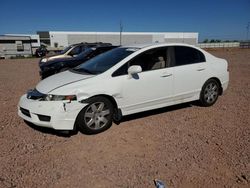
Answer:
[[18, 94, 87, 130]]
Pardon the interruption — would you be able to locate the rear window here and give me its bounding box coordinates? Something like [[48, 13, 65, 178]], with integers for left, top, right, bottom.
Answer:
[[174, 46, 205, 66]]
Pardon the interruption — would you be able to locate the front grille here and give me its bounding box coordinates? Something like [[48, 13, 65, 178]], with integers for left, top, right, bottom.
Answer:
[[27, 89, 46, 100], [37, 114, 51, 122], [20, 107, 31, 117]]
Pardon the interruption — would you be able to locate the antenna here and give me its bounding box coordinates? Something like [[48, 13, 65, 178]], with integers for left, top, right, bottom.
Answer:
[[247, 22, 250, 41], [119, 20, 123, 45]]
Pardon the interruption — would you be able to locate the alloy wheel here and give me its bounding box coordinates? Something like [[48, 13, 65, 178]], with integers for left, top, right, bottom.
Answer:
[[204, 82, 219, 104], [84, 102, 111, 130]]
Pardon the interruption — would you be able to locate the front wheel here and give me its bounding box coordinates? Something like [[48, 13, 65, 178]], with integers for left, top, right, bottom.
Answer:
[[199, 79, 220, 107], [76, 97, 114, 134]]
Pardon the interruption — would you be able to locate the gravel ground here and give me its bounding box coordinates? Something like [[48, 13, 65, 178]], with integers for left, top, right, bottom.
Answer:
[[0, 49, 249, 188]]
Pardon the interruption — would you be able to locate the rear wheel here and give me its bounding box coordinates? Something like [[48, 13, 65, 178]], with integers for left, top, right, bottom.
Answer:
[[76, 97, 114, 134], [199, 79, 220, 107]]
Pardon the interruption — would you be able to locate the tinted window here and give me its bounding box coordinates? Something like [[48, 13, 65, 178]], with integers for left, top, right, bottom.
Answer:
[[112, 47, 168, 77], [80, 46, 87, 52], [112, 63, 129, 77], [174, 46, 205, 66], [69, 46, 81, 56], [60, 45, 72, 54], [72, 47, 138, 74], [76, 48, 94, 58]]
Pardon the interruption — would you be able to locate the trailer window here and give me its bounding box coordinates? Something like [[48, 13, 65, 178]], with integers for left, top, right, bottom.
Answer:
[[16, 41, 24, 51]]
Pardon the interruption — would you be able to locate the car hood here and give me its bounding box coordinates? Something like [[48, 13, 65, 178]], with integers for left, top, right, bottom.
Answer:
[[40, 57, 72, 67], [50, 54, 71, 60], [36, 70, 95, 94], [41, 54, 71, 62]]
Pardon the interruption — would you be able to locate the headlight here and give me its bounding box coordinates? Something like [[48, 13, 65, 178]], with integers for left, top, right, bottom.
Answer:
[[41, 58, 48, 63], [44, 94, 77, 101]]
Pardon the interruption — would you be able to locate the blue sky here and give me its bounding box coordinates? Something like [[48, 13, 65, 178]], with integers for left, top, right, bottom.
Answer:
[[0, 0, 249, 41]]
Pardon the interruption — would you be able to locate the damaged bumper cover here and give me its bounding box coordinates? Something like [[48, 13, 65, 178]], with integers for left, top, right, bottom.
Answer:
[[18, 94, 87, 130]]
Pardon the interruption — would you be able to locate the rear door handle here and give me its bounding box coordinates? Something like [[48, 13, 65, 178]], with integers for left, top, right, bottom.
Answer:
[[197, 68, 205, 71], [161, 73, 172, 77]]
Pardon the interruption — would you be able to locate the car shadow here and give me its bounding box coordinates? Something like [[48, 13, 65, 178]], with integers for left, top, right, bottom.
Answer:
[[119, 102, 195, 123], [24, 120, 78, 137]]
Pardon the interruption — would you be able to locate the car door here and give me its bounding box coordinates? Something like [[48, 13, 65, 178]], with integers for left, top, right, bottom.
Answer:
[[171, 46, 208, 100], [112, 47, 174, 115]]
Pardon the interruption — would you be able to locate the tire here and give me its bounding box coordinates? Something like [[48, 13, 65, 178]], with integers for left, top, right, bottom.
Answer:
[[199, 79, 220, 107], [76, 96, 114, 134]]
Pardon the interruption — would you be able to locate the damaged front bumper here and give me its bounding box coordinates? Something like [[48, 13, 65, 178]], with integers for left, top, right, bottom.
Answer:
[[18, 94, 87, 130]]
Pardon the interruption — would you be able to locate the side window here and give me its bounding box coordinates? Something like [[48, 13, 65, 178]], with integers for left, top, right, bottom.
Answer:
[[174, 46, 205, 66], [112, 47, 168, 77], [69, 46, 81, 56], [80, 46, 87, 52], [112, 63, 128, 77], [85, 51, 95, 59], [16, 41, 24, 52], [89, 49, 101, 58], [129, 48, 168, 71]]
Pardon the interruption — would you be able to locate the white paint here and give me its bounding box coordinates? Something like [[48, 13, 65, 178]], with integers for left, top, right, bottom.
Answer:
[[49, 31, 198, 46], [152, 34, 165, 43], [18, 43, 229, 131], [49, 32, 68, 47]]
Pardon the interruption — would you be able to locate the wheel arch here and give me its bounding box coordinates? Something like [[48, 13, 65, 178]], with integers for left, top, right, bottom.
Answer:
[[80, 94, 118, 109], [204, 77, 223, 95], [74, 94, 120, 133], [77, 94, 122, 124]]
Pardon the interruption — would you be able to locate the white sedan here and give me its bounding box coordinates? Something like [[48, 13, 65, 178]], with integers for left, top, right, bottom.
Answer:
[[18, 43, 229, 134]]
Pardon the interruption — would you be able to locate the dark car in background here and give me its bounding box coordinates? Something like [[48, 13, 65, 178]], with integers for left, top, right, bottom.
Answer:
[[40, 42, 111, 63], [39, 45, 117, 79]]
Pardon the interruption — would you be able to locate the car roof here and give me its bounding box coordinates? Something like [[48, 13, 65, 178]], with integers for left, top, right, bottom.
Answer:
[[92, 45, 118, 49], [122, 43, 198, 49], [70, 42, 112, 47]]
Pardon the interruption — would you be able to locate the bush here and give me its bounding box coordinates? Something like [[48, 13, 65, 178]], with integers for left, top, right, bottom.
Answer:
[[203, 39, 209, 43]]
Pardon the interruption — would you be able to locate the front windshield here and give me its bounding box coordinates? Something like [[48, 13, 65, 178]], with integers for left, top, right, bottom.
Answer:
[[60, 45, 73, 54], [76, 48, 93, 58], [72, 47, 138, 74]]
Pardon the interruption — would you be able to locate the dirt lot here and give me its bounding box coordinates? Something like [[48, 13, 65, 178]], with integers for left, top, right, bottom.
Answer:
[[0, 49, 249, 188]]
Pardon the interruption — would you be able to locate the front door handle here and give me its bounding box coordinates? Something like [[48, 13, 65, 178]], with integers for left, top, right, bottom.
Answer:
[[197, 68, 205, 71], [161, 73, 172, 77]]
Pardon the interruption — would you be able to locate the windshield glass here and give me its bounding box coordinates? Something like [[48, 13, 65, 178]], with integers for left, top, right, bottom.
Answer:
[[60, 45, 73, 54], [72, 47, 138, 74], [76, 48, 93, 58]]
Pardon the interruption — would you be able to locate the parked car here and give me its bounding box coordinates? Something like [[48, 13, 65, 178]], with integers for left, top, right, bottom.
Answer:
[[40, 42, 111, 63], [35, 45, 48, 57], [18, 43, 229, 134], [39, 45, 117, 79]]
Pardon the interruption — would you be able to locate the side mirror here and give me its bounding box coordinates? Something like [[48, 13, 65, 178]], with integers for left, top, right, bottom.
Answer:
[[128, 65, 142, 75]]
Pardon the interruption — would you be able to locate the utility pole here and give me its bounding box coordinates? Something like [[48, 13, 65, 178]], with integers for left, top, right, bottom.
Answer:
[[247, 22, 250, 41], [119, 20, 123, 46]]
